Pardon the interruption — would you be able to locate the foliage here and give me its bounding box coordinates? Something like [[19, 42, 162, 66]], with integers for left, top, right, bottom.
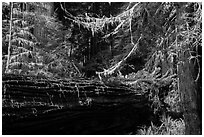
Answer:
[[138, 115, 185, 135], [61, 3, 172, 77], [2, 2, 201, 78], [2, 2, 78, 78]]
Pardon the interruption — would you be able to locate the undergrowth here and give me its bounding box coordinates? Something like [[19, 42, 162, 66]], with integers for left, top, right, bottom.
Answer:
[[137, 78, 185, 135], [138, 115, 185, 135]]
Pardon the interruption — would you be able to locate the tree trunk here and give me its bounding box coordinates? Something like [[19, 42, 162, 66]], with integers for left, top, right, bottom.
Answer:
[[178, 50, 201, 134], [5, 2, 13, 73], [2, 74, 153, 135]]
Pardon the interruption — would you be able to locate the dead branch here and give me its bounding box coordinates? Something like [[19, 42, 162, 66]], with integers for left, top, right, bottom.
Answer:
[[96, 35, 143, 79]]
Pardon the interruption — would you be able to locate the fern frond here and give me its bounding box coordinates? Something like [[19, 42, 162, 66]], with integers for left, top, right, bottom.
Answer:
[[12, 18, 28, 26], [13, 9, 36, 17], [16, 47, 31, 52], [11, 37, 35, 47], [9, 61, 43, 68], [13, 29, 37, 41], [10, 51, 32, 62], [9, 61, 31, 69]]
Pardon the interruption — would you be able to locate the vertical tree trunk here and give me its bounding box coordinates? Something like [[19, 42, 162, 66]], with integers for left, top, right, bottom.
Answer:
[[5, 2, 13, 73], [178, 50, 201, 134], [69, 44, 72, 57], [88, 37, 91, 60], [109, 4, 113, 57], [175, 3, 201, 134]]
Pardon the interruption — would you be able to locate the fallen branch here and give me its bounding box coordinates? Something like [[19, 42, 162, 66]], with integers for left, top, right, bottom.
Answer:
[[2, 73, 152, 135]]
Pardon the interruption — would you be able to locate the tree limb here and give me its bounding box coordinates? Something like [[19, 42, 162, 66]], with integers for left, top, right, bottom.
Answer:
[[97, 35, 142, 79]]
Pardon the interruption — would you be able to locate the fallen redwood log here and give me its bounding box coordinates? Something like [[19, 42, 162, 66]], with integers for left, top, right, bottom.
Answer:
[[2, 74, 154, 135]]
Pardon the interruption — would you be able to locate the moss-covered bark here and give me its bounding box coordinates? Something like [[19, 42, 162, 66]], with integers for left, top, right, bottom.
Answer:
[[178, 51, 201, 134]]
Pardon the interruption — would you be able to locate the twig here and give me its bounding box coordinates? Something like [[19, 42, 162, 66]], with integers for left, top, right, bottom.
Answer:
[[128, 78, 154, 85]]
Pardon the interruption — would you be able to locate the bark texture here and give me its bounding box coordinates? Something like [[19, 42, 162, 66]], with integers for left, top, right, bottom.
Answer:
[[2, 74, 153, 135], [178, 51, 201, 135]]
